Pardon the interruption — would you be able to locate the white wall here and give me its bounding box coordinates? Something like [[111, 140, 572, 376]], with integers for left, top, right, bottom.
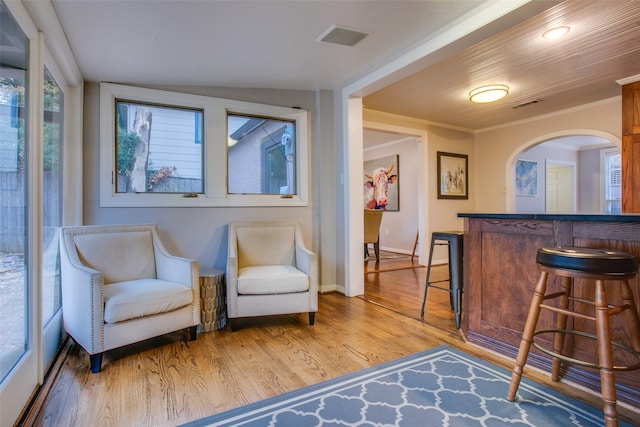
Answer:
[[578, 148, 605, 212], [474, 97, 622, 213]]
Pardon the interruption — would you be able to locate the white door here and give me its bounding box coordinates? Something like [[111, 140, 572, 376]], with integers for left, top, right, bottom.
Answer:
[[546, 164, 574, 213]]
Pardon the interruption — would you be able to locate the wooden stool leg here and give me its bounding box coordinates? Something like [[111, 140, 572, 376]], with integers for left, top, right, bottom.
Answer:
[[594, 280, 619, 427], [508, 271, 549, 401], [620, 279, 640, 352], [552, 276, 572, 381]]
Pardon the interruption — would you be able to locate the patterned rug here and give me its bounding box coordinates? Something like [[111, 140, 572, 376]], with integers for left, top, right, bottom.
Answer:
[[181, 345, 633, 427]]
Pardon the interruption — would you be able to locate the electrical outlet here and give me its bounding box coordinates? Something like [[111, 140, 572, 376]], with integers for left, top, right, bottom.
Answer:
[[385, 229, 389, 236]]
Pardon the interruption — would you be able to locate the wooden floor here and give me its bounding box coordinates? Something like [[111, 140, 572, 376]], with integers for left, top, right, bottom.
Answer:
[[362, 253, 455, 331], [24, 255, 638, 426]]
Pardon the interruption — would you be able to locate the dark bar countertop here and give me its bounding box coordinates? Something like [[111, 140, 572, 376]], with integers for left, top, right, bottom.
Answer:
[[458, 212, 640, 222]]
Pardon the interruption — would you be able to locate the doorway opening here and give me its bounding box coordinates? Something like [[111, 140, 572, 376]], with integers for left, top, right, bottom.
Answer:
[[512, 134, 618, 214]]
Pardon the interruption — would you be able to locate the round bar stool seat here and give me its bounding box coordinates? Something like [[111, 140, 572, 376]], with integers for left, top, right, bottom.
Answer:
[[537, 247, 639, 275], [507, 246, 640, 427]]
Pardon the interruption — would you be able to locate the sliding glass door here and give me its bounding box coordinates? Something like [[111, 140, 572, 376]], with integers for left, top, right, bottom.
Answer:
[[0, 2, 38, 425], [0, 2, 74, 425], [41, 65, 64, 373]]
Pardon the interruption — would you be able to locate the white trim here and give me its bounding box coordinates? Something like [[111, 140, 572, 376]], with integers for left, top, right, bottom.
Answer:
[[21, 0, 82, 86], [601, 147, 622, 213], [616, 74, 640, 86], [363, 121, 429, 266]]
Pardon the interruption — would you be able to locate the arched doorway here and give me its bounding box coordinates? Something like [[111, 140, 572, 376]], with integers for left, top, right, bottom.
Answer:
[[507, 132, 620, 213]]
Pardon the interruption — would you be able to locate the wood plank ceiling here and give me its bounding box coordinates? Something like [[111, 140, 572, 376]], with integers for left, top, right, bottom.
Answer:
[[363, 0, 640, 131]]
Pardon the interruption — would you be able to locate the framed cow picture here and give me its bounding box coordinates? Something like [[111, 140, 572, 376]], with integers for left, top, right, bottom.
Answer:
[[363, 154, 399, 211]]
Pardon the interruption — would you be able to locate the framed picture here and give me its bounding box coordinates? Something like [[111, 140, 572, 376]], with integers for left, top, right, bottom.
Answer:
[[515, 159, 538, 196], [437, 151, 468, 199], [363, 154, 399, 211]]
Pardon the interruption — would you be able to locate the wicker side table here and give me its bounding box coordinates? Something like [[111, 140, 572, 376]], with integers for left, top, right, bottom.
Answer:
[[199, 268, 227, 332]]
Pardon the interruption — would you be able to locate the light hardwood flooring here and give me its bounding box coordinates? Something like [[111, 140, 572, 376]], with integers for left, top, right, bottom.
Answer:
[[23, 257, 638, 426]]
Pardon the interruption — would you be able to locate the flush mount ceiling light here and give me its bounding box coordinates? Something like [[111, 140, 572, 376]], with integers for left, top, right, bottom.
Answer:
[[469, 84, 509, 103], [542, 26, 570, 40]]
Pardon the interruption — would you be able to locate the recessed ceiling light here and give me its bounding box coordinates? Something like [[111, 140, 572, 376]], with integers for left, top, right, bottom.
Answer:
[[469, 85, 509, 103], [542, 26, 570, 40]]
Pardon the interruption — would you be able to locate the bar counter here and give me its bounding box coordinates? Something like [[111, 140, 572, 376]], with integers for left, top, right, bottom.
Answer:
[[458, 212, 640, 407]]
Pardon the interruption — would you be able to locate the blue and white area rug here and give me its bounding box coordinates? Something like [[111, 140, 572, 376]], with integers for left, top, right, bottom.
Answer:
[[182, 345, 634, 427]]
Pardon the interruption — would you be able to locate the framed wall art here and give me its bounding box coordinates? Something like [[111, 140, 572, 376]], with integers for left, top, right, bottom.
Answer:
[[437, 151, 468, 199], [363, 154, 399, 211], [515, 159, 538, 196]]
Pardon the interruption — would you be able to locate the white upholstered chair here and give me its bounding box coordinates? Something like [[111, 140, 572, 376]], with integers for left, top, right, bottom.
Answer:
[[59, 224, 200, 372], [226, 221, 318, 330]]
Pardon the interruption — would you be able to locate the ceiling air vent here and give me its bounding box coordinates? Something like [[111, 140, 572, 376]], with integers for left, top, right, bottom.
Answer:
[[317, 24, 371, 47], [510, 99, 543, 109]]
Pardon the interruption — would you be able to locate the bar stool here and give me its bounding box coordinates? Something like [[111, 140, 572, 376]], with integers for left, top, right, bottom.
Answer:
[[507, 246, 640, 427], [420, 231, 464, 329]]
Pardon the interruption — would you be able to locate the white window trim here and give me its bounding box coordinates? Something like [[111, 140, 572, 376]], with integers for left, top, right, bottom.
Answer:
[[601, 147, 621, 213], [99, 83, 309, 207]]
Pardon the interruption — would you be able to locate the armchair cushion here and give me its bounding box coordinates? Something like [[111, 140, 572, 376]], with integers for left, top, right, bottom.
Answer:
[[237, 265, 309, 295], [73, 231, 156, 284], [236, 226, 296, 267], [103, 279, 193, 323]]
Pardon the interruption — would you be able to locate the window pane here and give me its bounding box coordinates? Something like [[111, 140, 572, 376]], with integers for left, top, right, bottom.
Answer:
[[42, 67, 62, 326], [227, 114, 296, 195], [115, 101, 204, 193], [0, 0, 29, 382]]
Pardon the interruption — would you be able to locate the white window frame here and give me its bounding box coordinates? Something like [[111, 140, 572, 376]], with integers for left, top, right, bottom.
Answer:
[[601, 147, 621, 214], [99, 83, 309, 207]]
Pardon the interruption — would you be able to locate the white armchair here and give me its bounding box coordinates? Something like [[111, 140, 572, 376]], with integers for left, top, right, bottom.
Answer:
[[59, 224, 200, 372], [226, 221, 318, 330]]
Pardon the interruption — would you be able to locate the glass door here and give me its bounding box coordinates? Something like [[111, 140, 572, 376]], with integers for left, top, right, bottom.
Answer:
[[0, 2, 38, 425], [41, 65, 64, 371]]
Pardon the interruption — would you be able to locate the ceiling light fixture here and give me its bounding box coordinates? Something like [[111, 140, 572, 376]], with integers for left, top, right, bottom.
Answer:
[[469, 84, 509, 103], [542, 26, 570, 40]]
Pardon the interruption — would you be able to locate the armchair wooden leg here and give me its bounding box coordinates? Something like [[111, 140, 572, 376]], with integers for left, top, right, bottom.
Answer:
[[90, 353, 103, 373], [188, 325, 197, 341], [309, 312, 316, 325]]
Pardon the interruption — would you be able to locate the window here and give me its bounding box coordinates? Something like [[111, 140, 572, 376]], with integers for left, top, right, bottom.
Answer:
[[603, 148, 621, 214], [228, 114, 295, 195], [100, 83, 308, 207], [115, 101, 204, 193]]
